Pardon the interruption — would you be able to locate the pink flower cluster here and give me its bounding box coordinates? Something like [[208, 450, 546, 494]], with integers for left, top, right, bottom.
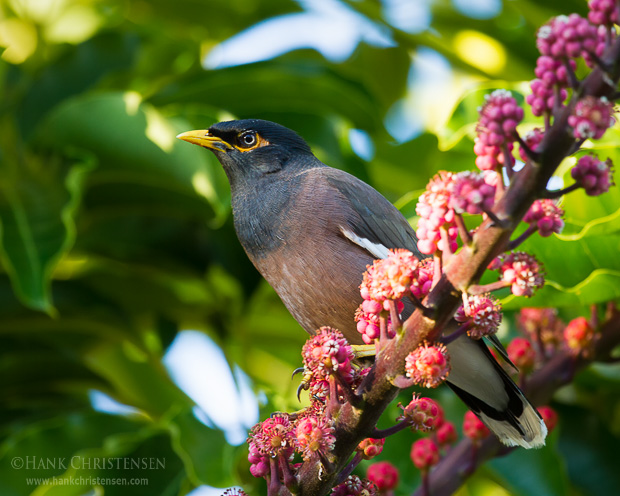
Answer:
[[361, 249, 420, 302], [564, 316, 597, 356], [518, 128, 545, 161], [536, 14, 598, 59], [355, 301, 397, 344], [478, 89, 524, 144], [568, 96, 616, 140], [526, 79, 568, 117], [455, 294, 502, 339], [463, 411, 490, 443], [538, 405, 559, 433], [405, 342, 451, 388], [367, 461, 399, 492], [301, 326, 356, 399], [296, 416, 336, 461], [474, 90, 522, 171], [248, 414, 295, 477], [357, 437, 385, 460], [331, 475, 378, 496], [506, 337, 536, 373], [571, 155, 614, 196], [449, 171, 497, 215], [588, 0, 619, 26], [416, 172, 458, 254], [397, 395, 443, 432], [411, 438, 440, 471], [357, 249, 432, 343], [490, 252, 545, 297], [517, 307, 565, 350], [523, 199, 565, 237]]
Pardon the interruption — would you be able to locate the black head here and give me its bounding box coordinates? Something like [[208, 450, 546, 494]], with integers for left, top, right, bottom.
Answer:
[[177, 119, 316, 187]]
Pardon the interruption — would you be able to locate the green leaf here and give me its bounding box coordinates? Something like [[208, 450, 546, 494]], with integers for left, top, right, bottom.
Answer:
[[150, 55, 385, 132], [486, 430, 570, 496], [17, 32, 139, 136], [502, 234, 620, 309], [0, 145, 95, 313], [556, 404, 620, 496], [166, 407, 234, 487], [37, 91, 228, 224]]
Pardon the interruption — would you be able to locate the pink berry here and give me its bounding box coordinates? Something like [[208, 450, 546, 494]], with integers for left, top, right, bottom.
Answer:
[[455, 294, 502, 339], [410, 258, 435, 300], [416, 172, 459, 254], [405, 342, 451, 388], [295, 415, 336, 461], [564, 316, 597, 356], [248, 414, 296, 463], [506, 337, 536, 373], [331, 475, 379, 496], [537, 14, 598, 59], [588, 0, 619, 26], [436, 421, 458, 447], [397, 396, 443, 432], [361, 249, 420, 301], [571, 155, 614, 196], [449, 171, 497, 215], [568, 96, 616, 140], [517, 307, 564, 349], [494, 252, 545, 297], [367, 461, 399, 492], [526, 79, 568, 116], [524, 199, 564, 237], [357, 437, 386, 460], [463, 411, 490, 443], [410, 438, 440, 471], [538, 405, 559, 433], [478, 89, 524, 144]]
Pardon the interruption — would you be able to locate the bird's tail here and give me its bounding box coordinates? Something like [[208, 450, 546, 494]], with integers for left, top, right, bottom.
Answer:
[[445, 337, 547, 448]]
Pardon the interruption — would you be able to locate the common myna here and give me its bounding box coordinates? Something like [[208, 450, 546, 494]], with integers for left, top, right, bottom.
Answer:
[[177, 119, 546, 448]]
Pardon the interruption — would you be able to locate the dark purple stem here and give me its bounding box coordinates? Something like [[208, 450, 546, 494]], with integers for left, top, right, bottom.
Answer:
[[542, 182, 580, 198], [370, 420, 412, 439], [441, 322, 471, 345], [507, 224, 538, 250], [334, 452, 363, 485], [514, 133, 539, 163]]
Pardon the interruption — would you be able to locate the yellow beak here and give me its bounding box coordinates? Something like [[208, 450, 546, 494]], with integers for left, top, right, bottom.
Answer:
[[176, 130, 233, 152]]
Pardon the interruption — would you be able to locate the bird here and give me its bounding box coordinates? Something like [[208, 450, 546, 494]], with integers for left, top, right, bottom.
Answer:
[[177, 119, 547, 448]]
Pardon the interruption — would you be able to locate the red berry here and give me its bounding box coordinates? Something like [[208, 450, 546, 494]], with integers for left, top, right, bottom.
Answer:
[[564, 316, 597, 356], [357, 438, 386, 460], [405, 343, 451, 388], [538, 405, 559, 432], [398, 396, 443, 432], [463, 411, 490, 442], [367, 461, 399, 491], [507, 337, 536, 373], [571, 155, 614, 196], [410, 438, 440, 470]]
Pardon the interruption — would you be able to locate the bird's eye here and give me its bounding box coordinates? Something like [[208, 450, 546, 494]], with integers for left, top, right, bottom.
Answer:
[[239, 131, 257, 148]]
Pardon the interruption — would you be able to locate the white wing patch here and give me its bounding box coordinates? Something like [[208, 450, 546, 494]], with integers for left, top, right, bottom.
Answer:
[[341, 227, 391, 259]]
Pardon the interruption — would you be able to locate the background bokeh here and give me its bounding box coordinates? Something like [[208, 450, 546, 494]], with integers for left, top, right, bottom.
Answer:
[[0, 0, 619, 495]]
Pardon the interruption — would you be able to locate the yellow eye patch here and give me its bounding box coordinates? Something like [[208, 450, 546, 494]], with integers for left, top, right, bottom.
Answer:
[[234, 132, 271, 152]]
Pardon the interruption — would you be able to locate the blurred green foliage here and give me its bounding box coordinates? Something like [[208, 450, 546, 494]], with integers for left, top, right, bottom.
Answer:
[[0, 0, 619, 495]]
